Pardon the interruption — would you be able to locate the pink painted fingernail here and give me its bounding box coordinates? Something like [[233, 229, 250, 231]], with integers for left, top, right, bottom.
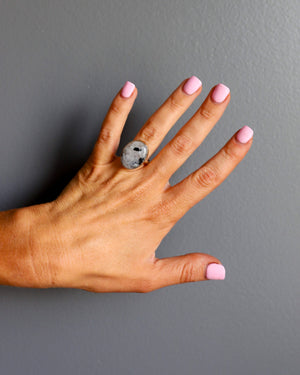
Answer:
[[121, 81, 135, 98], [183, 75, 202, 95], [206, 263, 226, 280], [236, 125, 254, 144], [211, 83, 230, 103]]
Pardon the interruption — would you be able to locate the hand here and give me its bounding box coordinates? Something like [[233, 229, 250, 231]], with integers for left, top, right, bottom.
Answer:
[[1, 77, 253, 292]]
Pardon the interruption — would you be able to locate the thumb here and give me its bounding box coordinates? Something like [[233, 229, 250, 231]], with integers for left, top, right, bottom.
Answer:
[[152, 253, 225, 290]]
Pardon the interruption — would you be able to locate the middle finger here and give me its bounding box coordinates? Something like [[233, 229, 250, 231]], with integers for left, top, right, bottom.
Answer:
[[132, 76, 203, 158], [149, 83, 231, 181]]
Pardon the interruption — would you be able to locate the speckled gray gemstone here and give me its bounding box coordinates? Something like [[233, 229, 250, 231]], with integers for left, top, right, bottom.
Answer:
[[121, 140, 149, 169]]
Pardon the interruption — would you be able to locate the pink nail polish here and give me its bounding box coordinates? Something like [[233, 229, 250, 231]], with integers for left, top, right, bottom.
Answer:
[[206, 263, 226, 280], [236, 125, 254, 144], [121, 81, 135, 98], [211, 83, 230, 103], [183, 75, 202, 95]]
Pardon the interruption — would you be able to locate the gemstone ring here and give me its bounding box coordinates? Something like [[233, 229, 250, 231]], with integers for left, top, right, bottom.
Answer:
[[121, 140, 149, 169]]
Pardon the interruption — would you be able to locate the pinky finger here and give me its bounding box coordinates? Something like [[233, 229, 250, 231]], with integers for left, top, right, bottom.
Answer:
[[165, 126, 254, 218], [90, 81, 137, 166]]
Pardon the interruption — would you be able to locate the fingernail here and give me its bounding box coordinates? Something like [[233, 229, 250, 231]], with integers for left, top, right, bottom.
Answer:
[[206, 263, 226, 280], [236, 125, 254, 144], [121, 81, 135, 98], [211, 83, 230, 103], [183, 75, 202, 95]]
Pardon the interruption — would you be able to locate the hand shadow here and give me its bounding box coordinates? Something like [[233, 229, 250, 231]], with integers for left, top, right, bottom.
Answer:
[[23, 103, 141, 208], [24, 108, 93, 207]]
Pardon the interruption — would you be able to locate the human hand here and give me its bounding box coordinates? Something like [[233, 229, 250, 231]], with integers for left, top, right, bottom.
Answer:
[[3, 77, 253, 292]]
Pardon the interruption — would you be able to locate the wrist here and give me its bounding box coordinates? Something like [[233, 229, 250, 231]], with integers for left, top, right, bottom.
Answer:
[[0, 202, 58, 288]]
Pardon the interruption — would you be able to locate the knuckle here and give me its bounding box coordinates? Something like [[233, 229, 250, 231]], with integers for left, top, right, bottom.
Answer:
[[148, 201, 169, 222], [76, 158, 109, 187], [179, 255, 202, 283], [198, 106, 215, 120], [145, 198, 177, 227], [77, 160, 98, 184], [167, 95, 185, 112], [127, 180, 149, 202], [139, 120, 160, 142], [192, 166, 218, 189], [170, 134, 193, 157], [109, 102, 122, 115], [97, 127, 114, 145], [146, 160, 169, 184], [221, 143, 239, 161]]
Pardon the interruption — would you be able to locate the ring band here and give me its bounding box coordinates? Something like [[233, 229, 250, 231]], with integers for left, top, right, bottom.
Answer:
[[121, 140, 149, 169]]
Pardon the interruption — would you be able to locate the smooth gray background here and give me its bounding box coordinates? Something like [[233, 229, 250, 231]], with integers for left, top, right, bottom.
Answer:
[[0, 0, 299, 374]]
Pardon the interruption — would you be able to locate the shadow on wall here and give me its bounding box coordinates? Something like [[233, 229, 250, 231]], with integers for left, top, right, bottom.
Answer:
[[22, 103, 140, 208], [24, 109, 91, 207]]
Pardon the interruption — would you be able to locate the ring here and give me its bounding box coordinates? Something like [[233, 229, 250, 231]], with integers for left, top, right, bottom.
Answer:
[[121, 140, 149, 169]]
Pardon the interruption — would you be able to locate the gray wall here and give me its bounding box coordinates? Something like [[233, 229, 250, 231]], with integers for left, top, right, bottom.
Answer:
[[0, 0, 299, 374]]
